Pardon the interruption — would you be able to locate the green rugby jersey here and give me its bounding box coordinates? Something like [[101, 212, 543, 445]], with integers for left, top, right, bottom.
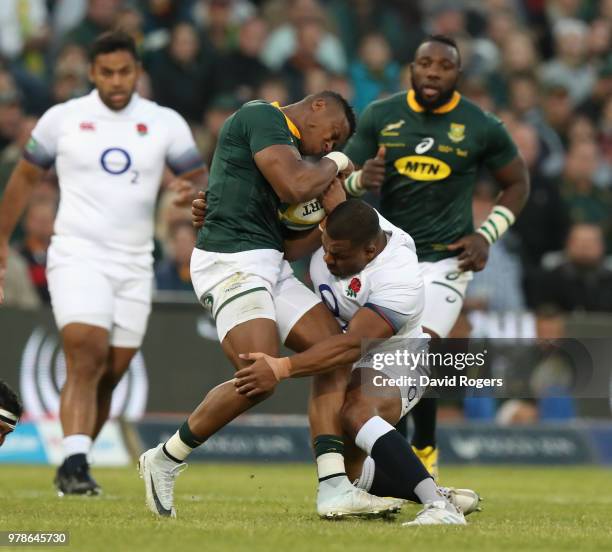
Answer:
[[344, 90, 518, 262], [196, 100, 301, 253]]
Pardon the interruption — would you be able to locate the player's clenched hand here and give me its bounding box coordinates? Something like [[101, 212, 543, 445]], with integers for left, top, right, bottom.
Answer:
[[338, 158, 355, 179], [191, 191, 206, 229], [361, 146, 386, 191], [234, 352, 291, 397], [320, 177, 346, 214], [447, 233, 490, 272], [169, 178, 199, 207]]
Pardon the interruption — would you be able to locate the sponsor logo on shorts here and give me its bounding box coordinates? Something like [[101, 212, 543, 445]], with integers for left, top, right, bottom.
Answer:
[[222, 273, 248, 295], [202, 294, 213, 311], [394, 155, 451, 181]]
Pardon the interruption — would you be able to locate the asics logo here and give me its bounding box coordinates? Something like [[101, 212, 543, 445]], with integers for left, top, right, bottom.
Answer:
[[415, 137, 434, 154]]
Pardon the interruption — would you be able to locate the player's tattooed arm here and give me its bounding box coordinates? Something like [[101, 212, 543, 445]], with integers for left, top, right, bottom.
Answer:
[[234, 308, 394, 397]]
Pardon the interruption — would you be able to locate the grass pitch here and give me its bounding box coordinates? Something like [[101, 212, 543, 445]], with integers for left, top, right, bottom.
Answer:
[[1, 464, 611, 552]]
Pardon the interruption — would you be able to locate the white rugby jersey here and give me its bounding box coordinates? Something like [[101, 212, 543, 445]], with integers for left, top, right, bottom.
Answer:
[[24, 90, 203, 254], [310, 212, 424, 334]]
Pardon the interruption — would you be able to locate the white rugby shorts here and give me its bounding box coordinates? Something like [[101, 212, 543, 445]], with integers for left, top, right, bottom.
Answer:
[[191, 248, 321, 343], [420, 256, 473, 338], [46, 236, 153, 348]]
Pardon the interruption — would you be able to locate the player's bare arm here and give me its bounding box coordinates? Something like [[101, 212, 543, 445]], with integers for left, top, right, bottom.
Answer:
[[254, 144, 353, 204], [235, 307, 393, 397], [0, 159, 45, 303], [191, 180, 347, 261], [492, 154, 530, 216], [448, 155, 529, 272]]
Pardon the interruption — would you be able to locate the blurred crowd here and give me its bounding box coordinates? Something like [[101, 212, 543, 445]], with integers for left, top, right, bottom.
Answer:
[[1, 0, 611, 320]]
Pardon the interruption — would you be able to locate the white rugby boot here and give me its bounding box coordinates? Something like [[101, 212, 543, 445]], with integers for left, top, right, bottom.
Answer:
[[138, 444, 187, 518], [402, 500, 467, 526], [438, 486, 482, 515], [317, 483, 404, 519]]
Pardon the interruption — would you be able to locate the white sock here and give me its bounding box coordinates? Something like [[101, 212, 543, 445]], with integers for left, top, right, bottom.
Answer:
[[63, 434, 92, 459], [163, 431, 194, 462], [355, 456, 376, 492], [355, 416, 394, 455], [414, 478, 450, 509], [316, 452, 345, 480], [316, 452, 353, 496]]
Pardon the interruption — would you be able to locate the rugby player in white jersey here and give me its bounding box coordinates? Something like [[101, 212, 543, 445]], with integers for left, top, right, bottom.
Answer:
[[0, 31, 205, 495], [236, 199, 478, 525]]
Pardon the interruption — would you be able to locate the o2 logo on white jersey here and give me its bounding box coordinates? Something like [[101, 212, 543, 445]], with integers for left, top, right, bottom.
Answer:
[[318, 284, 339, 317], [415, 137, 434, 154], [100, 148, 132, 175], [318, 284, 348, 331]]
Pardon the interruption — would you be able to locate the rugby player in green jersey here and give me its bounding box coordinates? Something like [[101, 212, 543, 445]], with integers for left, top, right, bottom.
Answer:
[[342, 35, 530, 480], [139, 92, 403, 519]]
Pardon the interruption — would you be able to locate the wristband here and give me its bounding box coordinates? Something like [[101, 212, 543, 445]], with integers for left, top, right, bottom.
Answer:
[[323, 151, 350, 173], [476, 205, 516, 245], [344, 170, 366, 197], [271, 357, 291, 381]]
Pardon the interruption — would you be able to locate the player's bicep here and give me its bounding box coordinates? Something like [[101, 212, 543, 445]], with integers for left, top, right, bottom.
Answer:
[[346, 306, 396, 341], [14, 157, 46, 185], [24, 104, 65, 169], [165, 110, 205, 174], [491, 155, 528, 189], [254, 144, 303, 202]]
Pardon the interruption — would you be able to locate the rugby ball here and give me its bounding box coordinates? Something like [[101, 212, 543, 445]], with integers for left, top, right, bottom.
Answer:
[[278, 198, 325, 231]]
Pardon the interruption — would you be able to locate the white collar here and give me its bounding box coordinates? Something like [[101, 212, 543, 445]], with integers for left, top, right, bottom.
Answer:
[[91, 89, 139, 117]]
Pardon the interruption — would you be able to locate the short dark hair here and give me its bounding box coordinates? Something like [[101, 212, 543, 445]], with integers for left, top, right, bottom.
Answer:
[[311, 90, 356, 138], [90, 30, 139, 63], [0, 381, 23, 420], [326, 199, 380, 245], [417, 34, 461, 67]]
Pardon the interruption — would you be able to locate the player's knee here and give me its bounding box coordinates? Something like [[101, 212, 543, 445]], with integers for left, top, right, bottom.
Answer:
[[64, 336, 108, 380], [98, 369, 122, 393], [311, 369, 349, 397]]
